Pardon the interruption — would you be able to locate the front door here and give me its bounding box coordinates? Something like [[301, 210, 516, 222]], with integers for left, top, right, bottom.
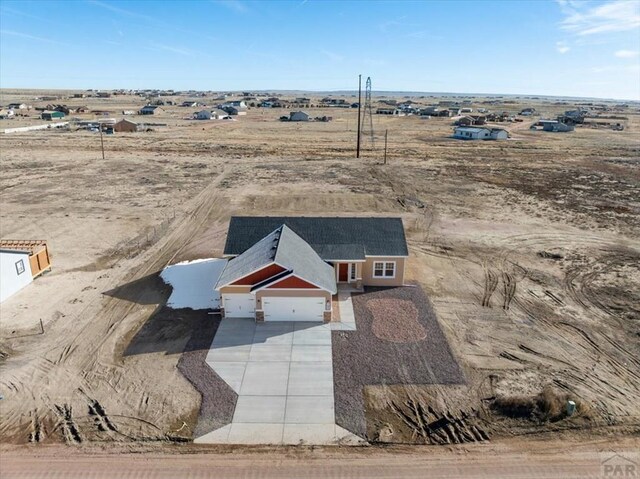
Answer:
[[338, 263, 349, 282]]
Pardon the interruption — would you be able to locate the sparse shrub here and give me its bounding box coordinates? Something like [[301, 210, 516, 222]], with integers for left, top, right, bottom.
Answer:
[[492, 395, 536, 418], [492, 386, 589, 423]]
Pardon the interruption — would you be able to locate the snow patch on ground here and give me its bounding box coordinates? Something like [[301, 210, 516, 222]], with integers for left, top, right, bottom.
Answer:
[[160, 258, 226, 310]]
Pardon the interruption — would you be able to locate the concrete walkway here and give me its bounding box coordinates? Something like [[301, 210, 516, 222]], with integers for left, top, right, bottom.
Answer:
[[195, 318, 363, 445]]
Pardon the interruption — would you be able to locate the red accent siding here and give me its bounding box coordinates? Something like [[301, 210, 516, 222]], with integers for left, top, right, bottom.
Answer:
[[232, 264, 286, 285], [267, 276, 318, 289]]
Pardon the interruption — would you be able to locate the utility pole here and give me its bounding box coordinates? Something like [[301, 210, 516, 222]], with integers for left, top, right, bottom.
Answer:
[[99, 122, 105, 160], [383, 129, 388, 165], [356, 74, 362, 158]]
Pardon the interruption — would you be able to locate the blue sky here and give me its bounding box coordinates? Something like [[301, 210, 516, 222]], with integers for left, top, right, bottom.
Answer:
[[1, 0, 639, 100]]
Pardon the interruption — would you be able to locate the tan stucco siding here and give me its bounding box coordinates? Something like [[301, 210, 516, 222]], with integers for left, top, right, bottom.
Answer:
[[255, 289, 331, 310], [218, 285, 252, 294], [362, 257, 406, 286]]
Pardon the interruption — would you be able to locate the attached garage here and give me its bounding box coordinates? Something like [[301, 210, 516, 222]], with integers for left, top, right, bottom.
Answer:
[[222, 293, 255, 318], [262, 296, 325, 322]]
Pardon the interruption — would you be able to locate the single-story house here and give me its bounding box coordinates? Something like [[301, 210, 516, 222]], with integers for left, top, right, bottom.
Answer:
[[289, 111, 310, 122], [455, 115, 486, 126], [454, 126, 508, 140], [41, 110, 65, 120], [520, 108, 536, 116], [114, 119, 138, 132], [220, 105, 246, 116], [0, 240, 51, 303], [228, 100, 248, 109], [139, 105, 163, 115], [195, 109, 230, 120], [0, 109, 15, 119], [181, 101, 198, 107], [540, 120, 574, 132], [195, 109, 213, 120], [215, 216, 408, 322], [7, 103, 27, 110]]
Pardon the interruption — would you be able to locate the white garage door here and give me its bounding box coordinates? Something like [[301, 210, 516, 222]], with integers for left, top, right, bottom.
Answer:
[[223, 294, 255, 318], [262, 296, 325, 322]]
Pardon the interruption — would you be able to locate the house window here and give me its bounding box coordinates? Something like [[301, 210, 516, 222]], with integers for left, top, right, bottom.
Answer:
[[373, 261, 395, 278], [350, 264, 356, 280], [15, 259, 25, 275]]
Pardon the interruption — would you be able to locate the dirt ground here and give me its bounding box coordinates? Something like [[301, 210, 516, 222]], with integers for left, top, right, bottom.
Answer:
[[1, 435, 639, 478], [0, 90, 639, 453]]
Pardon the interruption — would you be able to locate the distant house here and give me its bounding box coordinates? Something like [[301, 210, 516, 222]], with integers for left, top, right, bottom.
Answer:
[[220, 105, 246, 116], [289, 111, 310, 122], [539, 120, 574, 132], [181, 101, 198, 107], [559, 109, 585, 125], [455, 115, 486, 126], [195, 109, 229, 120], [7, 103, 27, 110], [520, 107, 536, 116], [53, 105, 71, 115], [41, 110, 65, 120], [96, 92, 112, 98], [195, 110, 213, 120], [460, 107, 473, 113], [114, 119, 138, 132], [139, 105, 163, 115], [376, 108, 399, 115], [454, 126, 508, 140], [421, 107, 451, 117], [227, 100, 248, 109], [0, 109, 15, 119], [0, 240, 51, 303]]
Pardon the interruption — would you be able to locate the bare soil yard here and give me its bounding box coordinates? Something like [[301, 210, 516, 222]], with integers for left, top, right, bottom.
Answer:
[[0, 89, 638, 451]]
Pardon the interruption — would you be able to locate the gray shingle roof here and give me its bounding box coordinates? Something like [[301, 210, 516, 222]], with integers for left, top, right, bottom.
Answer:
[[223, 216, 408, 259], [215, 224, 337, 293]]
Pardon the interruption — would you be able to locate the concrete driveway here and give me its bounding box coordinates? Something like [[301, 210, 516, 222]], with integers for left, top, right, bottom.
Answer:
[[195, 318, 362, 445]]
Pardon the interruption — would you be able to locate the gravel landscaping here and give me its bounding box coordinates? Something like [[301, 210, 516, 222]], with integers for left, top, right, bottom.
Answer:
[[176, 311, 237, 438], [332, 285, 465, 438], [369, 298, 426, 343]]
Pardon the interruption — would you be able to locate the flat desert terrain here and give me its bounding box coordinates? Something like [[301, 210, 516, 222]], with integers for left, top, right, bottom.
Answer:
[[0, 90, 638, 456]]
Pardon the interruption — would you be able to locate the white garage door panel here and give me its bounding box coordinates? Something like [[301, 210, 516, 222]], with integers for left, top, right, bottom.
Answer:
[[223, 294, 255, 318], [263, 296, 325, 322]]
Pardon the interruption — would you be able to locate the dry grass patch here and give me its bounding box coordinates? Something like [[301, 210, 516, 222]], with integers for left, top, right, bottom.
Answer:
[[491, 386, 590, 423]]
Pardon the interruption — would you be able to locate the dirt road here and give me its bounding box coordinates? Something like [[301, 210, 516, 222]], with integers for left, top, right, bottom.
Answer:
[[2, 437, 638, 479]]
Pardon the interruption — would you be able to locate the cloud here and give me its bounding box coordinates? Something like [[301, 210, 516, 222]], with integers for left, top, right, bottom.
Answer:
[[556, 41, 570, 53], [214, 0, 249, 14], [558, 0, 640, 36], [0, 5, 48, 22], [148, 42, 194, 56], [88, 0, 156, 21], [0, 29, 70, 46], [615, 49, 639, 58], [379, 16, 407, 33]]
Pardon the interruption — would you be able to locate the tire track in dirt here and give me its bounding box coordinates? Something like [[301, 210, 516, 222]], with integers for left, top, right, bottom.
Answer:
[[0, 164, 233, 443]]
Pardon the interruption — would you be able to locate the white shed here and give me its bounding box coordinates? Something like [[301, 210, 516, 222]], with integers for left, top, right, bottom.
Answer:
[[0, 249, 33, 302]]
